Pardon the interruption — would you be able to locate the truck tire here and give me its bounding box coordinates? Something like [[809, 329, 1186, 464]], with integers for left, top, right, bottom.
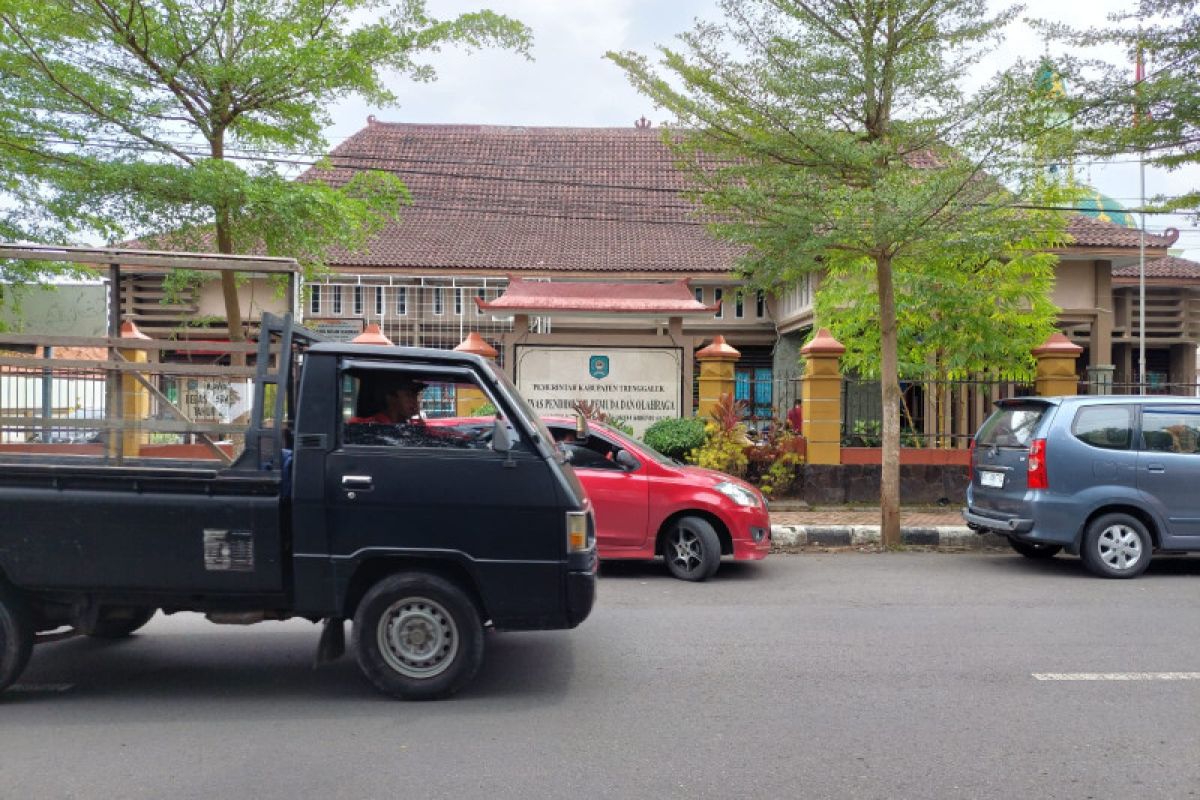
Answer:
[[85, 607, 157, 639], [0, 584, 34, 693], [352, 573, 484, 700], [663, 516, 721, 582], [1081, 513, 1152, 579]]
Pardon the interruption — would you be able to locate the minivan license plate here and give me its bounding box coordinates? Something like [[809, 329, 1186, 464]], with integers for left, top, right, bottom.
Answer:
[[980, 470, 1005, 488]]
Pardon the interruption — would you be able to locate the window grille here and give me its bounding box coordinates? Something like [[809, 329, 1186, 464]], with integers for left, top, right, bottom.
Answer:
[[353, 286, 363, 316], [396, 286, 407, 316], [374, 287, 383, 317], [433, 288, 444, 316], [310, 284, 322, 315], [331, 286, 342, 315]]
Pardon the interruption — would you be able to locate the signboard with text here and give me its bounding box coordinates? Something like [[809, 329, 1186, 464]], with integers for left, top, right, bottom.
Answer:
[[515, 346, 682, 437]]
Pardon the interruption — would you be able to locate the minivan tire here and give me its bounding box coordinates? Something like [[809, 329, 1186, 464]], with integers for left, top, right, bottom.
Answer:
[[1009, 539, 1062, 559], [0, 583, 34, 693], [663, 516, 721, 581], [1081, 513, 1152, 579], [353, 573, 484, 700]]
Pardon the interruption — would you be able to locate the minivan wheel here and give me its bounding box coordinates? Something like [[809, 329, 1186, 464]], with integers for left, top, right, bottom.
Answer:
[[663, 516, 721, 582], [1008, 538, 1062, 559], [1081, 514, 1152, 579], [352, 573, 484, 700], [0, 584, 34, 693]]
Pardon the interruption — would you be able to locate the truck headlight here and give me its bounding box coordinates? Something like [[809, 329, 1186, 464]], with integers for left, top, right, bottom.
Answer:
[[714, 481, 760, 508]]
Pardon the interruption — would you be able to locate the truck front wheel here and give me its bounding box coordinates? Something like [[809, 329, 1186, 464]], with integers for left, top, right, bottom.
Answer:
[[0, 584, 33, 693], [352, 573, 484, 700]]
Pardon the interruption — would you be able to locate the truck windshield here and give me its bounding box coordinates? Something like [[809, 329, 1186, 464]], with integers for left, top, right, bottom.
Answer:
[[486, 362, 557, 451], [976, 403, 1050, 449]]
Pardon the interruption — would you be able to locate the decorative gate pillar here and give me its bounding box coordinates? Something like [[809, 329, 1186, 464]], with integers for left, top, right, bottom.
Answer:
[[695, 335, 740, 419], [455, 332, 499, 416], [351, 323, 393, 345], [1032, 333, 1083, 397], [800, 328, 845, 465], [119, 319, 152, 456]]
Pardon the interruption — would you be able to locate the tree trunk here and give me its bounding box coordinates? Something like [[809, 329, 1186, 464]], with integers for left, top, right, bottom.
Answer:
[[876, 253, 901, 547], [211, 131, 245, 348]]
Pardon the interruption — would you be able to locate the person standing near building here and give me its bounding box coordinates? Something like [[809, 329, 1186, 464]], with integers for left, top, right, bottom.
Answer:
[[786, 399, 803, 434]]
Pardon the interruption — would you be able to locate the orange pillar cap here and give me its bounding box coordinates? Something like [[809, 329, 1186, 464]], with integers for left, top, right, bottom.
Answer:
[[454, 331, 498, 359], [1032, 332, 1083, 356], [800, 328, 846, 356], [352, 323, 393, 346], [695, 334, 741, 360], [119, 318, 152, 340]]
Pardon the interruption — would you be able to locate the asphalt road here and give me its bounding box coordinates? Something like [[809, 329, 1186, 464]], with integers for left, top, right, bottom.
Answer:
[[3, 552, 1199, 800]]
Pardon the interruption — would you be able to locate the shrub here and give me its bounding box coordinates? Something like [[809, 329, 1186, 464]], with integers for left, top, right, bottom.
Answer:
[[688, 394, 751, 476], [643, 417, 707, 460], [745, 422, 805, 498]]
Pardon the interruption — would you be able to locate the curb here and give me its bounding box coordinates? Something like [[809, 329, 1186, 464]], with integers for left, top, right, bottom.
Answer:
[[770, 524, 1008, 551]]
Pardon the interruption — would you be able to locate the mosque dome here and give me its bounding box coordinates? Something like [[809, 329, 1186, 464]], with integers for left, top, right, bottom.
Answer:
[[1076, 190, 1137, 228]]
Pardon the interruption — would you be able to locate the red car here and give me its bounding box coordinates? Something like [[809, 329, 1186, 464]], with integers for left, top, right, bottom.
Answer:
[[542, 417, 771, 581]]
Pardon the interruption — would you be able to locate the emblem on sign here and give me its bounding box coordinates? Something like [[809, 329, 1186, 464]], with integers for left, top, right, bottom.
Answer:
[[589, 355, 610, 380]]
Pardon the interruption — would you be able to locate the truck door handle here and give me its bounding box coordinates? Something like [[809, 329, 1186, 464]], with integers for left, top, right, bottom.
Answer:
[[341, 475, 374, 490], [1146, 464, 1166, 474]]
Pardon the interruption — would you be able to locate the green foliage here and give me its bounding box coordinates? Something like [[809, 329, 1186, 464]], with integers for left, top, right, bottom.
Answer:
[[470, 402, 498, 417], [745, 424, 805, 498], [643, 417, 707, 461], [0, 0, 531, 325], [570, 400, 634, 436], [688, 394, 750, 477]]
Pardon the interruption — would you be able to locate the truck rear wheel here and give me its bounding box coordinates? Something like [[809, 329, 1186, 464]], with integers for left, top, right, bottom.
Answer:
[[0, 584, 34, 693], [352, 573, 484, 700], [84, 607, 157, 639]]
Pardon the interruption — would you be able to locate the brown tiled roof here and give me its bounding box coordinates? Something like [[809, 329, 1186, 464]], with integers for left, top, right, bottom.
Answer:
[[1113, 255, 1200, 282], [304, 121, 743, 273], [1063, 214, 1177, 249]]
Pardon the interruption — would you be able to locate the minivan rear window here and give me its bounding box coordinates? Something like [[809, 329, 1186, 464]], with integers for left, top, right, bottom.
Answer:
[[1071, 405, 1134, 450], [976, 403, 1048, 448]]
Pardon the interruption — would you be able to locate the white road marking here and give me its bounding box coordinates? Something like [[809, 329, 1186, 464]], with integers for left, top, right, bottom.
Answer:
[[1033, 672, 1200, 681]]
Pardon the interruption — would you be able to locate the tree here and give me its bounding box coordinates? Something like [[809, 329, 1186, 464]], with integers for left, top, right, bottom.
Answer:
[[609, 0, 1072, 545], [1036, 0, 1200, 214], [0, 0, 531, 339]]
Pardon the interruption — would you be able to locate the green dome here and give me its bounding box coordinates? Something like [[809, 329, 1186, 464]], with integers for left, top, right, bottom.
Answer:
[[1077, 190, 1137, 228]]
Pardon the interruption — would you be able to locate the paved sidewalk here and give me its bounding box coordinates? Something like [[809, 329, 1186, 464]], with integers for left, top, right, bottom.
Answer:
[[767, 504, 1007, 551]]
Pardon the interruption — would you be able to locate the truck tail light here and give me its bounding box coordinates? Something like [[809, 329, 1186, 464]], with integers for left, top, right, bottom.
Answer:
[[1027, 438, 1048, 490], [566, 511, 591, 553]]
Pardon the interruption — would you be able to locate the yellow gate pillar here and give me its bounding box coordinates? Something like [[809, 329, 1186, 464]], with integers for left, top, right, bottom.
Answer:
[[1032, 333, 1083, 397], [454, 332, 499, 416], [119, 319, 152, 456], [695, 335, 740, 418], [800, 328, 845, 465]]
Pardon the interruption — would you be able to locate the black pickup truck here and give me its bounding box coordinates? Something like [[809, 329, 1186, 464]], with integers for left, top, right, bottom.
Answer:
[[0, 314, 596, 699]]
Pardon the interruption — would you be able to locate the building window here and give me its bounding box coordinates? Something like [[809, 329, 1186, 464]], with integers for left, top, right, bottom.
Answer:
[[735, 291, 744, 319], [694, 287, 704, 304], [756, 291, 765, 318], [454, 287, 463, 316], [374, 287, 384, 317], [476, 288, 486, 316], [433, 287, 444, 316], [396, 286, 407, 316], [714, 288, 724, 319], [353, 286, 364, 316], [310, 284, 322, 315], [331, 286, 343, 315]]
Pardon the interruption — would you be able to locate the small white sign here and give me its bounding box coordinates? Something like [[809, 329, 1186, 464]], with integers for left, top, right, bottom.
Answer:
[[183, 379, 251, 423], [515, 346, 682, 437]]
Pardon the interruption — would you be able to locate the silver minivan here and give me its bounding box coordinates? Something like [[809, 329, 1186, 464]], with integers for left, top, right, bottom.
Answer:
[[964, 395, 1200, 578]]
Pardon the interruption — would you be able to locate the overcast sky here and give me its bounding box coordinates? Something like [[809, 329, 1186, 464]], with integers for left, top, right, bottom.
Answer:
[[327, 0, 1199, 260]]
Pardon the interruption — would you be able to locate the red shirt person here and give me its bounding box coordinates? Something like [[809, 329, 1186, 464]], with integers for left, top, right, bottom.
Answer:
[[786, 400, 803, 434]]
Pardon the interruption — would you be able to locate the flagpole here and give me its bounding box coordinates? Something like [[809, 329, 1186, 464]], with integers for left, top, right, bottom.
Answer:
[[1138, 154, 1146, 394]]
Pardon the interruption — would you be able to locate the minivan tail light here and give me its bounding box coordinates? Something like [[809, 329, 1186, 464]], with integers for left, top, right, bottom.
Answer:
[[1027, 438, 1048, 490]]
